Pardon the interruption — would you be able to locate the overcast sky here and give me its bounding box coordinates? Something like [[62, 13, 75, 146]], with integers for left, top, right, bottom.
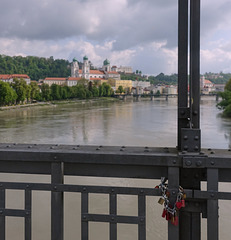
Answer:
[[0, 0, 231, 75]]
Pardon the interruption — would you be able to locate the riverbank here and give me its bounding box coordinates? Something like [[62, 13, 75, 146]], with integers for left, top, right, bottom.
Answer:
[[0, 97, 119, 111]]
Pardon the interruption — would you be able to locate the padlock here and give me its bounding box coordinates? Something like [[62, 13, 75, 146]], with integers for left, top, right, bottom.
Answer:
[[183, 193, 187, 199], [172, 216, 179, 226], [158, 197, 165, 205], [175, 201, 182, 209], [171, 215, 175, 224], [162, 209, 167, 218]]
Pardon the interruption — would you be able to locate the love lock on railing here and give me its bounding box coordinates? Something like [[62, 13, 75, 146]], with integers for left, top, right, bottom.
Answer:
[[155, 177, 186, 226]]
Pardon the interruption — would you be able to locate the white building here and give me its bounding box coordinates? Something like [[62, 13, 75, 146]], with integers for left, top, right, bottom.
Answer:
[[70, 56, 120, 81], [111, 65, 133, 74], [0, 74, 31, 85]]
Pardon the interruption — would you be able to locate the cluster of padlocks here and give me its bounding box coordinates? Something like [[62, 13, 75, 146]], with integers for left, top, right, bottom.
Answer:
[[155, 177, 186, 226]]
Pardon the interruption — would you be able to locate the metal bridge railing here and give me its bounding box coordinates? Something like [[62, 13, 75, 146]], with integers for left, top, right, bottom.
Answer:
[[0, 144, 230, 240]]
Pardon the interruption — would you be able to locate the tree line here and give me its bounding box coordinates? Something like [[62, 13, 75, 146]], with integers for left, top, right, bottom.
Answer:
[[0, 55, 70, 81], [0, 78, 114, 106], [217, 78, 231, 117]]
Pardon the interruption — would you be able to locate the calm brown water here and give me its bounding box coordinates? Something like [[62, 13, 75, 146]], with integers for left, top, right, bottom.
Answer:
[[0, 97, 230, 239]]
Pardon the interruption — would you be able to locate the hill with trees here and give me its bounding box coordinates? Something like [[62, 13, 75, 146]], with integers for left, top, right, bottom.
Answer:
[[0, 55, 71, 80]]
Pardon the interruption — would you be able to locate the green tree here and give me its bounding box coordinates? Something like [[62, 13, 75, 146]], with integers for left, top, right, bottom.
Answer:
[[11, 78, 27, 104], [118, 85, 124, 94], [217, 78, 231, 117], [50, 84, 61, 100], [91, 86, 99, 97], [225, 78, 231, 91], [30, 81, 40, 101], [0, 82, 17, 106], [99, 82, 113, 97], [41, 83, 51, 101]]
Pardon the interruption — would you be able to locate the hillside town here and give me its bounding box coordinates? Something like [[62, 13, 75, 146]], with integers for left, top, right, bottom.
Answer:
[[0, 56, 225, 97]]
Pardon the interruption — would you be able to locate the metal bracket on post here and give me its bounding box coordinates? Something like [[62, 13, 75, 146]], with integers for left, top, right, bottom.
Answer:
[[181, 128, 201, 153]]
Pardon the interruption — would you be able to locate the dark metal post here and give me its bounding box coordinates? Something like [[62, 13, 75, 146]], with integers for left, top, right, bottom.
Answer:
[[207, 169, 219, 240], [51, 162, 64, 240], [81, 191, 89, 240], [110, 192, 117, 240], [138, 194, 146, 240], [0, 188, 5, 240], [178, 0, 189, 150], [190, 0, 200, 130], [25, 189, 32, 240], [168, 167, 179, 240]]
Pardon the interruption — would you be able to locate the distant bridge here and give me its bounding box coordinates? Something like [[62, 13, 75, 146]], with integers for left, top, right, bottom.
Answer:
[[113, 93, 220, 101], [113, 93, 178, 101]]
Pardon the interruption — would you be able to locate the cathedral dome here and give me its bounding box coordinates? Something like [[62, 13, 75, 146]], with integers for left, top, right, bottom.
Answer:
[[103, 59, 110, 65], [83, 55, 88, 61], [73, 57, 78, 62]]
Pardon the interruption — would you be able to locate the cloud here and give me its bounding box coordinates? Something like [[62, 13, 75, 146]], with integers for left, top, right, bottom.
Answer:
[[0, 0, 231, 74]]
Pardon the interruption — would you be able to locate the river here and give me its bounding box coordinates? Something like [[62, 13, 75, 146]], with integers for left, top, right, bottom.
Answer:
[[0, 96, 230, 239]]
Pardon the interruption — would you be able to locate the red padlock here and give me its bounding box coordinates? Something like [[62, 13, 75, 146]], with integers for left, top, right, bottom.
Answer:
[[162, 209, 167, 218], [175, 201, 182, 210], [172, 216, 179, 226]]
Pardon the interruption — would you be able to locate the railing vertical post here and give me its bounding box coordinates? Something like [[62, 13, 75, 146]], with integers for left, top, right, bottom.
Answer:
[[207, 169, 219, 240], [190, 0, 200, 129], [25, 189, 32, 240], [178, 0, 189, 150], [0, 188, 5, 240], [168, 167, 179, 240], [81, 191, 89, 240], [110, 192, 117, 240], [51, 162, 64, 240], [180, 169, 201, 240], [138, 194, 146, 240]]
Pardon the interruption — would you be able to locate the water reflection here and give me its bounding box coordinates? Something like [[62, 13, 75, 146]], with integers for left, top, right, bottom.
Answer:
[[0, 97, 230, 149]]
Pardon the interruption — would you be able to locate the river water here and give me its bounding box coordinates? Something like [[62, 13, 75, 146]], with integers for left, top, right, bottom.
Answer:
[[0, 96, 230, 239]]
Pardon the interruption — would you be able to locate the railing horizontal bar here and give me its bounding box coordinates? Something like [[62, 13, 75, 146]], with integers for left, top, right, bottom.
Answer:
[[194, 190, 231, 200], [0, 182, 194, 197], [183, 156, 231, 169], [82, 213, 142, 224], [0, 182, 161, 196], [0, 152, 179, 167], [0, 208, 30, 217]]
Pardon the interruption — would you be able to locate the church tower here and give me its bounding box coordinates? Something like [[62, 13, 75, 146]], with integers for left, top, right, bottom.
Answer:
[[71, 57, 79, 77], [82, 55, 90, 80], [102, 59, 111, 72]]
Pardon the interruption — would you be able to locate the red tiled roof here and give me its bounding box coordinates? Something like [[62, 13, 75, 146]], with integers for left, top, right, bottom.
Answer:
[[12, 74, 30, 79], [0, 74, 30, 79], [90, 70, 104, 74], [0, 74, 11, 79], [204, 79, 213, 84], [79, 70, 104, 75], [68, 77, 82, 81], [45, 78, 66, 81]]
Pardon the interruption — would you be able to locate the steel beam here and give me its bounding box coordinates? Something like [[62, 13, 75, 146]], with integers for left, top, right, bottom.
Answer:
[[178, 0, 189, 150], [51, 162, 64, 240], [190, 0, 200, 130], [207, 169, 219, 240]]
